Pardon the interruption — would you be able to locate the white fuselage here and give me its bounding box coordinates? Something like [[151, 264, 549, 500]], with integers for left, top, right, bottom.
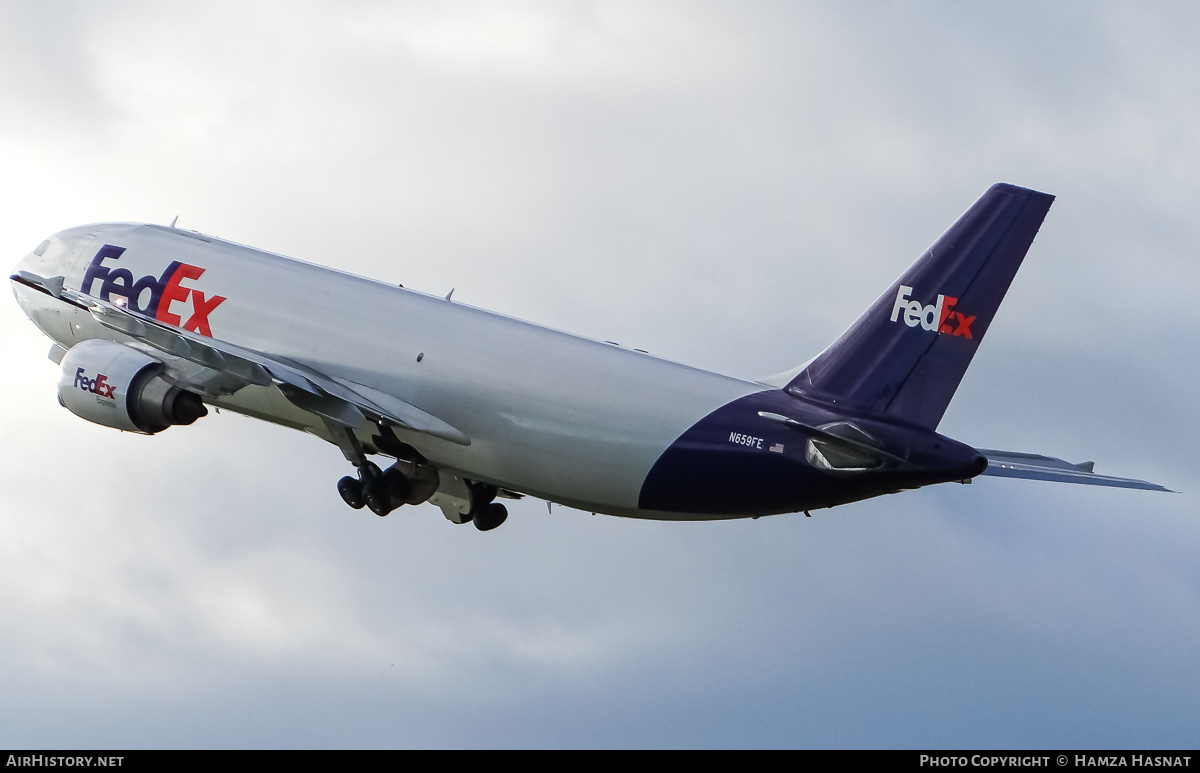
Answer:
[[13, 223, 766, 517]]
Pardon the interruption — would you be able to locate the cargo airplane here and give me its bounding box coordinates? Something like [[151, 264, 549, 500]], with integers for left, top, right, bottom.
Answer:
[[10, 184, 1169, 531]]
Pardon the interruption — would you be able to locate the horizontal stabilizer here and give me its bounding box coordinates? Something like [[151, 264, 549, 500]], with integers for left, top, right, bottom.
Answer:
[[977, 449, 1174, 492]]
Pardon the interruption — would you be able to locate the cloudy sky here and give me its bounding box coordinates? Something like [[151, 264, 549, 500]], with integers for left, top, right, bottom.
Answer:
[[1, 0, 1197, 749]]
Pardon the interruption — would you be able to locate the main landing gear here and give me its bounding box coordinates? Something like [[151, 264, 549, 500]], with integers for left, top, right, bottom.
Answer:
[[334, 426, 428, 518], [337, 465, 508, 529], [331, 428, 508, 530], [337, 461, 412, 517]]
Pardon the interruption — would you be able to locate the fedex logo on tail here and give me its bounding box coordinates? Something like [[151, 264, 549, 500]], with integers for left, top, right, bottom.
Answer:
[[890, 285, 975, 338], [82, 245, 226, 336]]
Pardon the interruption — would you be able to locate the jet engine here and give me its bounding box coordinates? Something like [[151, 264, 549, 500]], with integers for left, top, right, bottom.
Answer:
[[57, 339, 207, 434]]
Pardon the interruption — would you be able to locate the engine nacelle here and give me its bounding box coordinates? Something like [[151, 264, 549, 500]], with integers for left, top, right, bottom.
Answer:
[[57, 339, 207, 434]]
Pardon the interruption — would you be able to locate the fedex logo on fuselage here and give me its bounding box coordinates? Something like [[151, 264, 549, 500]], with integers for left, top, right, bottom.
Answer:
[[73, 367, 116, 400], [82, 245, 225, 336], [890, 285, 975, 338]]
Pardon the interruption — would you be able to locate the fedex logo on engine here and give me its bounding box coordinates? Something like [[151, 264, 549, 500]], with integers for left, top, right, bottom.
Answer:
[[890, 285, 975, 338], [82, 245, 226, 336], [73, 367, 116, 400]]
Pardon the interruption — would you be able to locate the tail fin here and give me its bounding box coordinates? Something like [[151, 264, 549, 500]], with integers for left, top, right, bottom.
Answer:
[[787, 183, 1055, 429]]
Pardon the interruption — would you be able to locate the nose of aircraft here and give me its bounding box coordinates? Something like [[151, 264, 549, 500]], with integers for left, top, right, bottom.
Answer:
[[12, 225, 100, 289]]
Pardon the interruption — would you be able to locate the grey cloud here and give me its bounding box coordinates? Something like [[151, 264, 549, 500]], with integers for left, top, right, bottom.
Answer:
[[1, 0, 1197, 748]]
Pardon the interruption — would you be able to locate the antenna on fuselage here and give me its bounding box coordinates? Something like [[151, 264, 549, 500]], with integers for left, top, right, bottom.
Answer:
[[169, 215, 179, 228]]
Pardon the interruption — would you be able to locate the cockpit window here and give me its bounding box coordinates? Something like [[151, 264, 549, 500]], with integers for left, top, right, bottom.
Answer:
[[33, 239, 51, 256]]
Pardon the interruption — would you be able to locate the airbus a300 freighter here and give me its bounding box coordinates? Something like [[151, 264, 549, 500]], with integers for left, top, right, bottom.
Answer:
[[10, 184, 1169, 531]]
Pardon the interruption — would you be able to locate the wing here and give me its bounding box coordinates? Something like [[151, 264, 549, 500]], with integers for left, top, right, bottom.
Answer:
[[46, 276, 469, 446], [976, 449, 1173, 492]]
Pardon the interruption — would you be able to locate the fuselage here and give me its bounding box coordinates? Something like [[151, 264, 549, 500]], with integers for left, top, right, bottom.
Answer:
[[12, 222, 984, 521], [15, 188, 1165, 525]]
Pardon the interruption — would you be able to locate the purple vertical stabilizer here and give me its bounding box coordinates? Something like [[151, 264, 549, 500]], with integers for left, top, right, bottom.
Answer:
[[787, 183, 1054, 430]]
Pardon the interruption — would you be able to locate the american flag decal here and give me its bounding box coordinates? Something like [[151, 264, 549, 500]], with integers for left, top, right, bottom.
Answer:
[[769, 442, 784, 453]]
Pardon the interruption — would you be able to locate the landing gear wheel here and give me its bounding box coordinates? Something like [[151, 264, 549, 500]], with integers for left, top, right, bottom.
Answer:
[[337, 476, 365, 509], [363, 479, 394, 517], [473, 502, 508, 531]]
